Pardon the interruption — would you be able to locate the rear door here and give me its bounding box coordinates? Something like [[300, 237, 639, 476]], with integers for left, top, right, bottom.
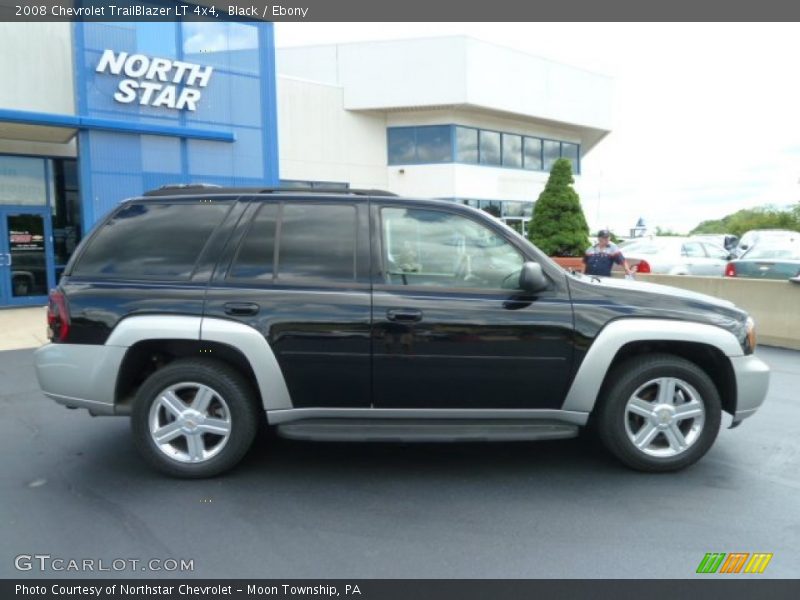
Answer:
[[203, 197, 372, 408], [370, 201, 575, 410]]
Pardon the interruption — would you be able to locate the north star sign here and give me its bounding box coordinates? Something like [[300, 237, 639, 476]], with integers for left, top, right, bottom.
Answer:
[[95, 49, 214, 111]]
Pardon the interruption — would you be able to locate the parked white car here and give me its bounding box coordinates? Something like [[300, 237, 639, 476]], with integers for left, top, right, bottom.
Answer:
[[615, 237, 732, 276]]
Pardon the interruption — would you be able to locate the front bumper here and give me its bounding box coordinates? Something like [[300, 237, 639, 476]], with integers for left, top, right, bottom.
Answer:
[[729, 354, 770, 426], [34, 343, 126, 416]]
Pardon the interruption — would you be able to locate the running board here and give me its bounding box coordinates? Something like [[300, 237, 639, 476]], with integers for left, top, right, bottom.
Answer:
[[275, 419, 579, 443]]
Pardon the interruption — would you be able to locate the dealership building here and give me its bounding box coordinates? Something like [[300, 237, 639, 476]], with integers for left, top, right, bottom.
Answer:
[[0, 22, 611, 308]]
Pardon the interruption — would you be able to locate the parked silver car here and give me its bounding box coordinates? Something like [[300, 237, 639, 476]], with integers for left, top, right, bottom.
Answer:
[[615, 237, 732, 276]]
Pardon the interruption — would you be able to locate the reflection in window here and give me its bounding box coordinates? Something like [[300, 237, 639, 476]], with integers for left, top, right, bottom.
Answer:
[[387, 128, 416, 164], [502, 134, 522, 168], [455, 127, 478, 163], [479, 130, 501, 166], [561, 143, 579, 173], [229, 204, 278, 281], [543, 140, 561, 172], [382, 207, 523, 290], [416, 126, 451, 163], [182, 22, 260, 74], [523, 137, 542, 171]]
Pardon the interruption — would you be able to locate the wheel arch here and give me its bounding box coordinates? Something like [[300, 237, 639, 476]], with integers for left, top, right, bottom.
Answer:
[[108, 315, 292, 414], [563, 318, 740, 417]]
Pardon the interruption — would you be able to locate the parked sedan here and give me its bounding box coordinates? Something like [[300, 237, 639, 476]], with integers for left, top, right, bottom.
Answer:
[[725, 239, 800, 279], [615, 237, 732, 276]]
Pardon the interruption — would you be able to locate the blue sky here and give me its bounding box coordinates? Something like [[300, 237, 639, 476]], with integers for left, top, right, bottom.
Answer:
[[275, 23, 800, 234]]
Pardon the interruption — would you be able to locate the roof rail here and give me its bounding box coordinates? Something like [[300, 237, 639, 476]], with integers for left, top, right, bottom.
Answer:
[[142, 184, 397, 197]]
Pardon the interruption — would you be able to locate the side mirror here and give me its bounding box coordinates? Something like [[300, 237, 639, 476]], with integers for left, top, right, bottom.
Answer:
[[519, 261, 548, 293], [739, 244, 749, 251]]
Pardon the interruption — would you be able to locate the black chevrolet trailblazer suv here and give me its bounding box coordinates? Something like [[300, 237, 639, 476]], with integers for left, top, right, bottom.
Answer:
[[34, 186, 770, 477]]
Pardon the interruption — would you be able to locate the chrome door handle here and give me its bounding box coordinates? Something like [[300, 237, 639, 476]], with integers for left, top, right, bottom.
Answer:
[[6, 253, 11, 267]]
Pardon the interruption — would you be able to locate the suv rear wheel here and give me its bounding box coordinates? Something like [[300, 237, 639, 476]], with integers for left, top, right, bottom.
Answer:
[[131, 359, 260, 478], [596, 354, 721, 472]]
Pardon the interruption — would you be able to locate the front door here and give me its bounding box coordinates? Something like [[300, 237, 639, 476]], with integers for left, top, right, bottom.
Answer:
[[0, 208, 53, 306], [371, 203, 575, 410]]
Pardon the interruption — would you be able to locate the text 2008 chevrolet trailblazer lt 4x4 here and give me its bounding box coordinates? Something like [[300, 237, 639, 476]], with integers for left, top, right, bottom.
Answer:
[[34, 186, 770, 478]]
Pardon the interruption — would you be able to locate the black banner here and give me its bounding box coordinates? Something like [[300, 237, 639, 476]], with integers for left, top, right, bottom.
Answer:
[[3, 0, 800, 22], [5, 580, 800, 600]]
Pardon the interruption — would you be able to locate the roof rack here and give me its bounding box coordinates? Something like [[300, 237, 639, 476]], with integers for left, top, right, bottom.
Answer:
[[142, 184, 397, 197]]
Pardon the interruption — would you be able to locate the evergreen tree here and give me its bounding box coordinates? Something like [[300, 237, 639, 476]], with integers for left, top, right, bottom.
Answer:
[[528, 158, 590, 256]]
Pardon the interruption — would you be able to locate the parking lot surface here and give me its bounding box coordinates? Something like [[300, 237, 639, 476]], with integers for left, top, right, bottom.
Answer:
[[1, 346, 798, 578]]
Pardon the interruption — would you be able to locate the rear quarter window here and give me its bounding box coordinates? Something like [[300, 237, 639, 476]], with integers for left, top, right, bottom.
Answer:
[[72, 201, 231, 279]]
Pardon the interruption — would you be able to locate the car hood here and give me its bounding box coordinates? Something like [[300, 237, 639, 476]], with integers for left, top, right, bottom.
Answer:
[[589, 275, 736, 309]]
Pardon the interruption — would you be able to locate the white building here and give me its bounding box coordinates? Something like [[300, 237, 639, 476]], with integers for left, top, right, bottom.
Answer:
[[276, 36, 613, 231]]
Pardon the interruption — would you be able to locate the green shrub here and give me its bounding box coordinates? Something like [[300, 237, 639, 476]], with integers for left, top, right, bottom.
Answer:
[[528, 158, 590, 256]]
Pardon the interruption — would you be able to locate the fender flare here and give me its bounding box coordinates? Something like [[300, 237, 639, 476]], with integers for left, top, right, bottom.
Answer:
[[107, 315, 292, 411], [561, 318, 743, 413]]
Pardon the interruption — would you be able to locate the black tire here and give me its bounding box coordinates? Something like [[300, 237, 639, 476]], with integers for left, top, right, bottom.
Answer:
[[595, 353, 721, 472], [131, 358, 261, 478]]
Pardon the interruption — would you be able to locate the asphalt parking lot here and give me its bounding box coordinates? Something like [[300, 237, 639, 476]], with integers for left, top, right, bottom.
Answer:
[[1, 346, 798, 579]]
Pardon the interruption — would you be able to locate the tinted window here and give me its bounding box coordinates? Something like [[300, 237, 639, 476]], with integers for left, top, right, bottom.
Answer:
[[702, 243, 729, 260], [387, 128, 416, 164], [382, 207, 523, 289], [561, 142, 580, 173], [543, 140, 561, 172], [479, 130, 501, 166], [455, 127, 478, 163], [73, 201, 229, 279], [416, 126, 452, 163], [523, 137, 543, 171], [229, 203, 278, 280], [278, 204, 356, 281], [502, 134, 522, 168]]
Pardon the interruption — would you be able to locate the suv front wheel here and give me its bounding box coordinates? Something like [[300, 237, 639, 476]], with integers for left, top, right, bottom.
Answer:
[[131, 359, 260, 478], [596, 354, 722, 472]]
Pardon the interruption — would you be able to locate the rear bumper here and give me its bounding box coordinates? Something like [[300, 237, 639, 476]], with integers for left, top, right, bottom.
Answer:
[[34, 343, 126, 416], [730, 354, 770, 425]]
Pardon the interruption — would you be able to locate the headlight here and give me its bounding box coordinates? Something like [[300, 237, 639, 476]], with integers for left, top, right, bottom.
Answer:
[[745, 316, 757, 354]]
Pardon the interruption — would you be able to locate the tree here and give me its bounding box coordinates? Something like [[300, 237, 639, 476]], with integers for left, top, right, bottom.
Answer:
[[527, 158, 590, 256], [691, 205, 800, 237]]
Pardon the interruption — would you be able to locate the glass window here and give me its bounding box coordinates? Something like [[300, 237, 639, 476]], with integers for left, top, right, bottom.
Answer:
[[502, 134, 522, 168], [681, 242, 706, 258], [387, 128, 416, 164], [702, 243, 730, 260], [523, 137, 542, 171], [479, 130, 502, 166], [561, 143, 580, 174], [416, 126, 452, 163], [278, 204, 356, 281], [0, 156, 48, 206], [73, 202, 230, 279], [455, 127, 479, 163], [543, 140, 561, 172], [229, 204, 278, 281], [381, 207, 523, 290]]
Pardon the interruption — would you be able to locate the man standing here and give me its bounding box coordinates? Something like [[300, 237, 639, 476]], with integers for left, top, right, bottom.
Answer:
[[583, 229, 634, 277]]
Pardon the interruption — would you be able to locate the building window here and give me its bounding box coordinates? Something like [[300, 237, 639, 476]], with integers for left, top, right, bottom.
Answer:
[[479, 130, 501, 166], [455, 127, 478, 164], [502, 134, 522, 168], [560, 142, 580, 173], [523, 137, 543, 171], [416, 126, 451, 163], [388, 126, 452, 164], [387, 128, 417, 164], [387, 125, 580, 173], [280, 179, 349, 190], [543, 140, 561, 172]]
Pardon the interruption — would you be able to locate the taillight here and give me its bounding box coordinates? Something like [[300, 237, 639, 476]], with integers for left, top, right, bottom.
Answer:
[[635, 260, 651, 274], [725, 262, 737, 277], [47, 289, 70, 342]]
